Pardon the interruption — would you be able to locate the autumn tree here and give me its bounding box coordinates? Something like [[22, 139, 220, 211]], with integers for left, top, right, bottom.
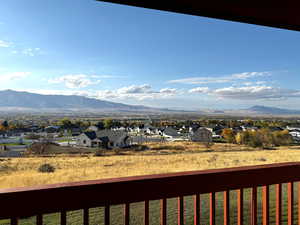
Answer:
[[221, 128, 236, 143]]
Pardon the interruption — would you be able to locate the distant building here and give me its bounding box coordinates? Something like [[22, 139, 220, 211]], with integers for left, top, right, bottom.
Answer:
[[162, 127, 181, 139], [190, 127, 213, 142], [76, 130, 129, 148], [87, 125, 100, 132], [44, 126, 60, 133]]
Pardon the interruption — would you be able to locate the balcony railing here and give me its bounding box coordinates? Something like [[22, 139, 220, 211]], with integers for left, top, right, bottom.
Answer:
[[1, 162, 300, 225]]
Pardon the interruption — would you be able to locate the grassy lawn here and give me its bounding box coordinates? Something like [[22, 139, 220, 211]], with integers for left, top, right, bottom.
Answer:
[[0, 142, 25, 146], [1, 142, 300, 224]]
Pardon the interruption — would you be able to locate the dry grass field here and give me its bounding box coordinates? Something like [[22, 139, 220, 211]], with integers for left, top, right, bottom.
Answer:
[[1, 142, 300, 189], [1, 142, 300, 225]]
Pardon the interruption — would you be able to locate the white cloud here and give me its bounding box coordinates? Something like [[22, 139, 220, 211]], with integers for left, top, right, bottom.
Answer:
[[48, 74, 101, 89], [90, 75, 122, 79], [159, 88, 177, 94], [188, 87, 210, 93], [23, 48, 41, 56], [211, 86, 300, 100], [0, 72, 31, 82], [10, 47, 43, 56], [17, 85, 179, 101], [117, 84, 152, 94], [0, 40, 11, 48], [168, 71, 270, 84], [96, 85, 178, 101], [242, 81, 267, 86]]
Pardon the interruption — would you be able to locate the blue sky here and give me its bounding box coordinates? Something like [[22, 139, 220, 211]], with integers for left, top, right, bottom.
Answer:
[[1, 0, 300, 110]]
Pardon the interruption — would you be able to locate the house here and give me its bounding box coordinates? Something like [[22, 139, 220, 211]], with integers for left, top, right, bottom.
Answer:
[[44, 126, 60, 133], [189, 124, 201, 134], [287, 125, 300, 131], [241, 125, 258, 132], [155, 127, 165, 135], [190, 127, 213, 142], [162, 127, 181, 140], [289, 129, 300, 138], [87, 125, 100, 132], [76, 130, 129, 148], [70, 128, 82, 136]]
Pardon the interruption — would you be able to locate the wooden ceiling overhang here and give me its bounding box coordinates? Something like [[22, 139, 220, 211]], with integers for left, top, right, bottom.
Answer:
[[97, 1, 300, 32]]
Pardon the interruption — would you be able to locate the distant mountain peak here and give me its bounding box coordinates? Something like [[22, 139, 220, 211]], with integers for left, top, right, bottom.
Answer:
[[247, 105, 300, 115]]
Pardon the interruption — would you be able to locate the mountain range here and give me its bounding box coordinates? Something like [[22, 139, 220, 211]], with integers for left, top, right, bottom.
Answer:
[[246, 105, 300, 115], [0, 90, 161, 113], [0, 90, 299, 116]]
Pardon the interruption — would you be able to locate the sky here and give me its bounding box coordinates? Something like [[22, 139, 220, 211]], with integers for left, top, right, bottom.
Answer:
[[0, 0, 300, 110]]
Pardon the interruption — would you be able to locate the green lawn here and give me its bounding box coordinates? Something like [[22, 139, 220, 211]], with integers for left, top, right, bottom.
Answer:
[[1, 183, 299, 225]]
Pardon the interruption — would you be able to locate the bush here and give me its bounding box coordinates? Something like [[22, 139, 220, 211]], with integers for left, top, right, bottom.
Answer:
[[129, 144, 149, 151], [203, 142, 214, 149], [38, 163, 55, 173], [94, 150, 105, 156]]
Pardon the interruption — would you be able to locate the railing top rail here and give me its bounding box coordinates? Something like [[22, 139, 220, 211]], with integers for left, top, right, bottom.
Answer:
[[1, 162, 300, 219]]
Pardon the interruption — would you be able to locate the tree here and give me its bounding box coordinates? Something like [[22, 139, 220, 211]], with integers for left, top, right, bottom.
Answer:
[[221, 128, 235, 143], [59, 118, 73, 129], [273, 130, 293, 146], [257, 129, 274, 148], [1, 120, 9, 131], [104, 119, 113, 129], [96, 121, 104, 130]]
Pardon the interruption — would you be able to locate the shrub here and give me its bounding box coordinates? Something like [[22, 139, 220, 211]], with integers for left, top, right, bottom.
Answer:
[[203, 141, 214, 149], [38, 163, 55, 173], [94, 150, 105, 156]]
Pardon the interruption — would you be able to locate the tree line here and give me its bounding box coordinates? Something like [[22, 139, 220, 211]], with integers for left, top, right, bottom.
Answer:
[[222, 128, 293, 148]]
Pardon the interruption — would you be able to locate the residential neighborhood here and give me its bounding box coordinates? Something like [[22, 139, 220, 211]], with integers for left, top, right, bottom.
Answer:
[[0, 116, 299, 157]]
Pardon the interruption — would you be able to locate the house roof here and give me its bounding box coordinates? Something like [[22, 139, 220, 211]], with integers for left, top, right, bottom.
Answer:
[[97, 1, 300, 32], [194, 127, 212, 134], [83, 131, 97, 140], [96, 129, 128, 142], [163, 127, 180, 137]]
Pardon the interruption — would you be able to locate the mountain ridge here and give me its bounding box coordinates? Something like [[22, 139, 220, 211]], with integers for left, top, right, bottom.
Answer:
[[0, 90, 162, 112], [0, 90, 299, 115], [246, 105, 300, 115]]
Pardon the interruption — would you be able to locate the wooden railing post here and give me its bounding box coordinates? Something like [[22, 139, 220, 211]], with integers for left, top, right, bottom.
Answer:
[[124, 203, 130, 225], [36, 214, 43, 225], [83, 208, 89, 225], [161, 198, 167, 225], [237, 189, 243, 225], [144, 200, 149, 225], [210, 193, 215, 225], [178, 196, 184, 225], [194, 194, 200, 225], [251, 187, 257, 225], [224, 190, 230, 225], [276, 184, 282, 225], [60, 211, 66, 225], [10, 217, 18, 225], [105, 204, 110, 225], [288, 182, 294, 225], [262, 186, 269, 225]]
